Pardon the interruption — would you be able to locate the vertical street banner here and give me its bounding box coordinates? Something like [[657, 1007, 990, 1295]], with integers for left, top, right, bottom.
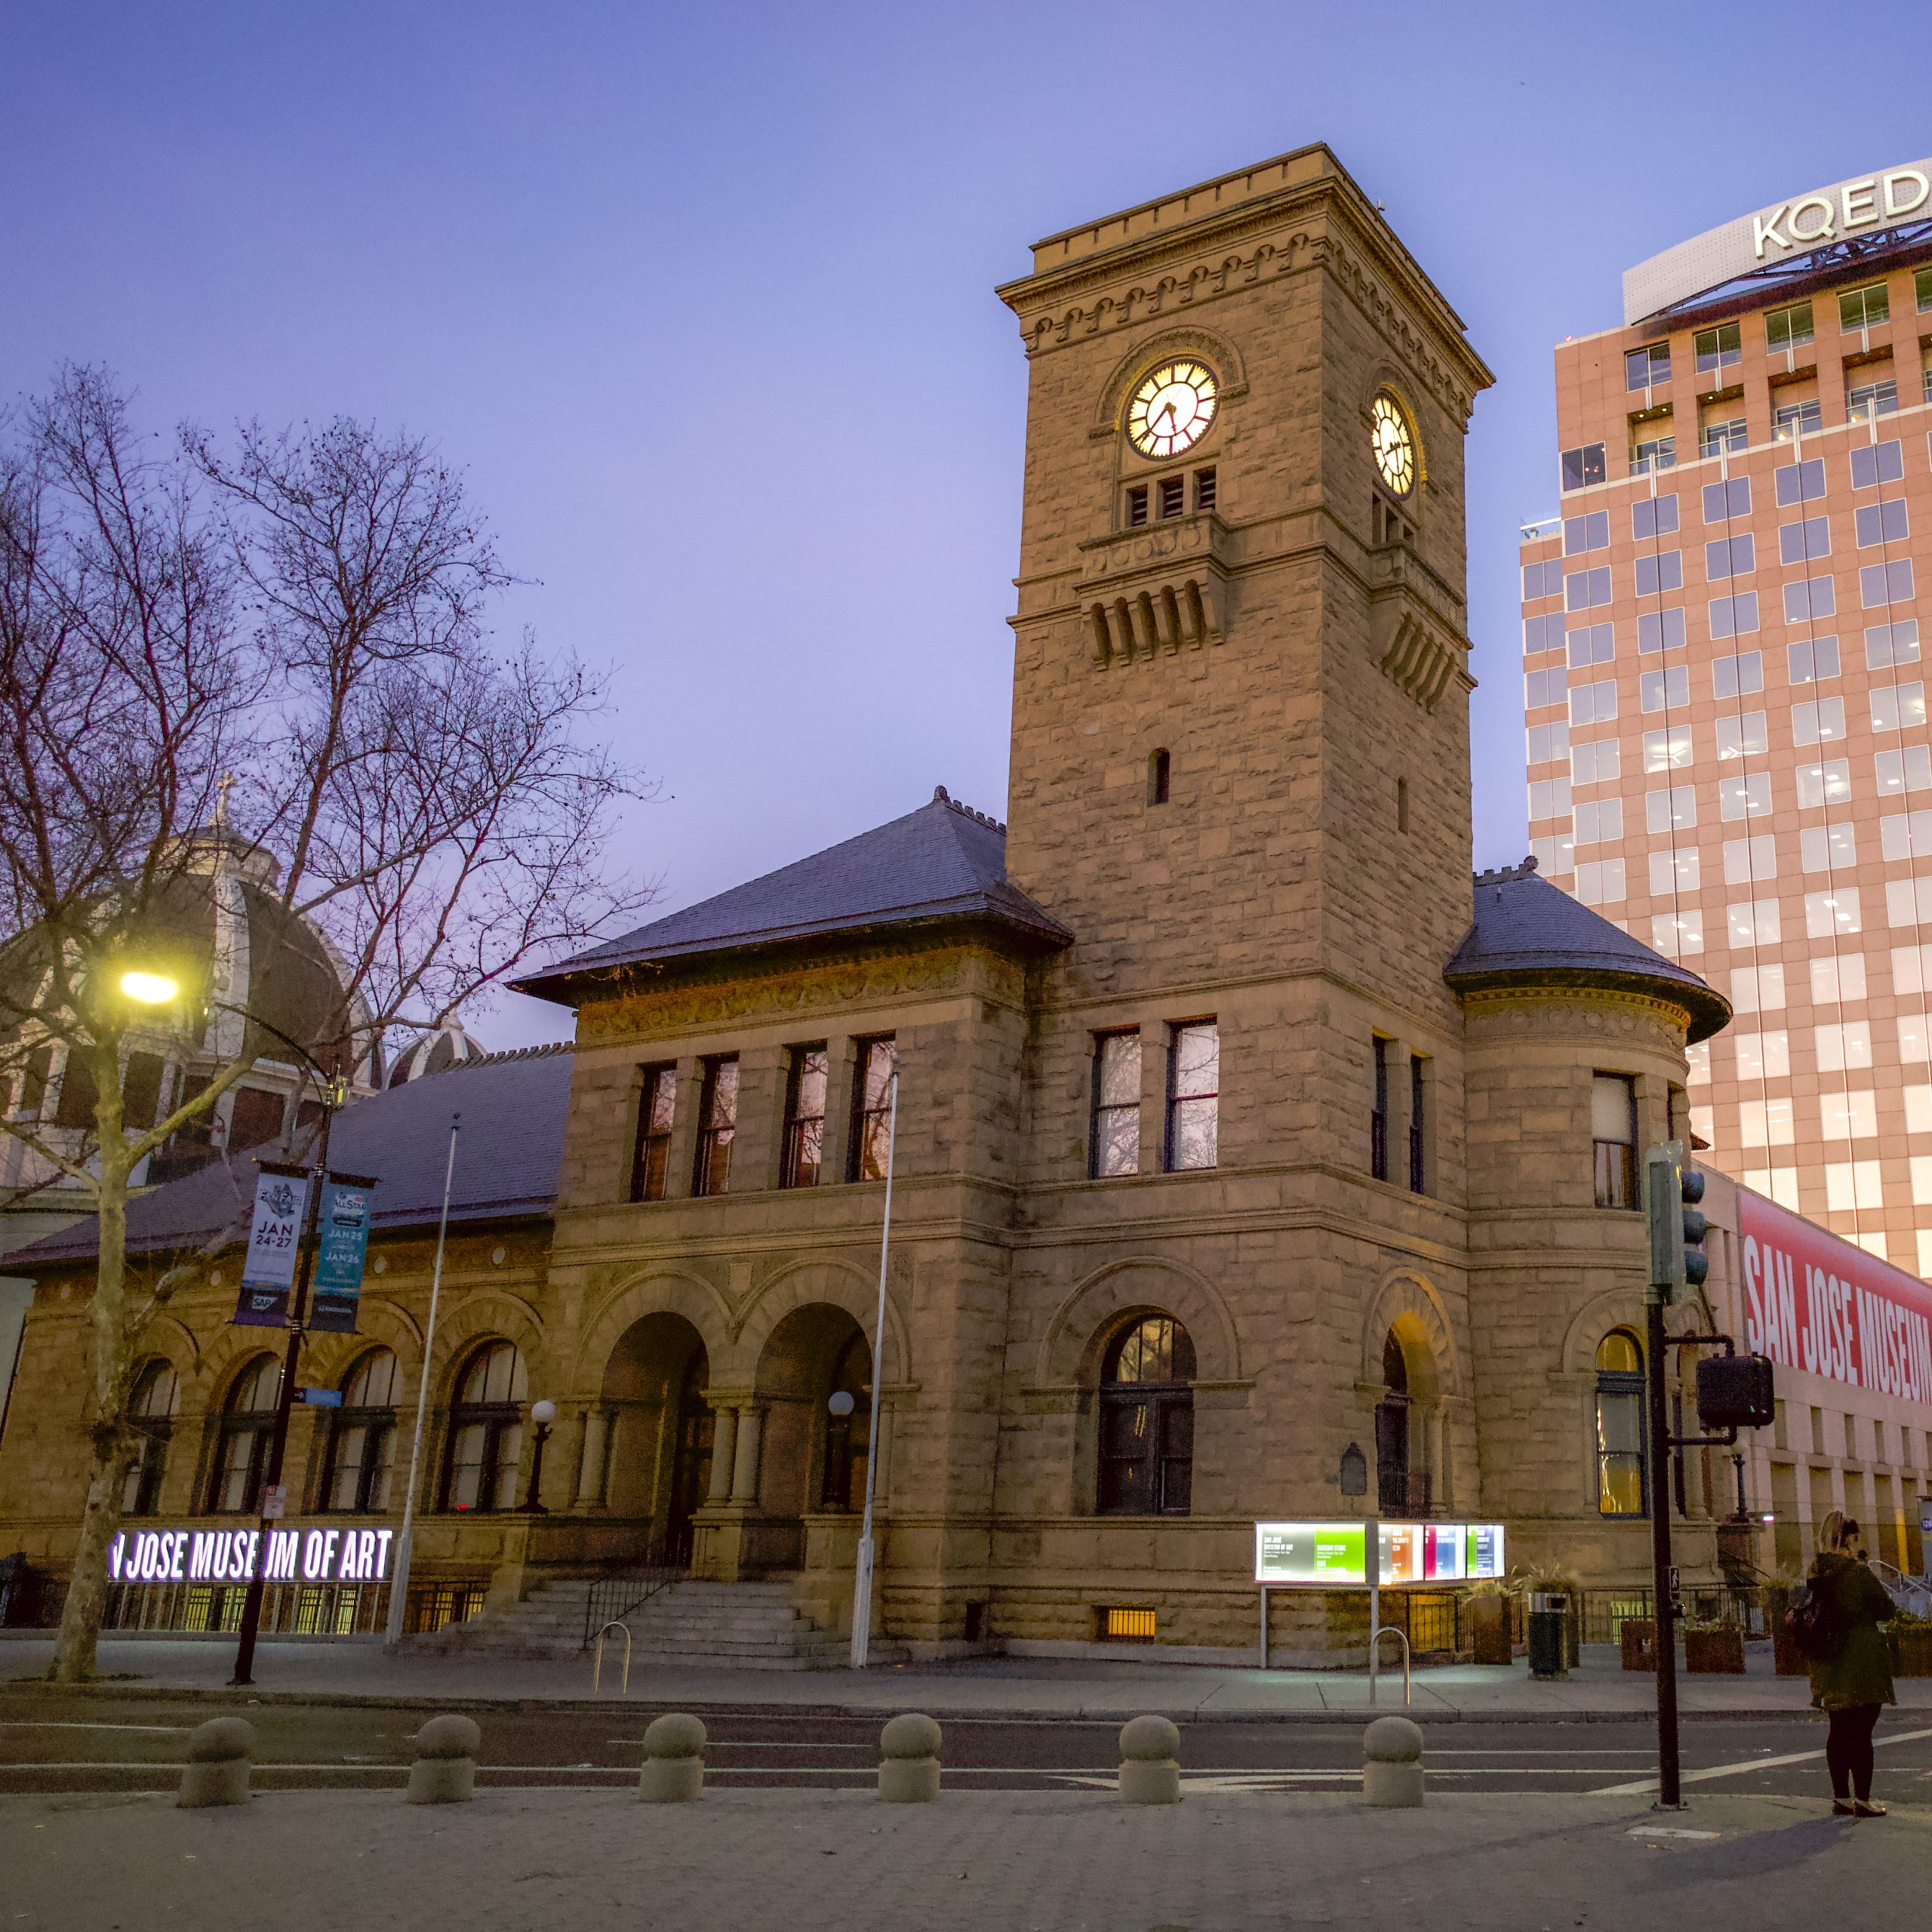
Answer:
[[308, 1173, 378, 1334], [233, 1162, 310, 1327]]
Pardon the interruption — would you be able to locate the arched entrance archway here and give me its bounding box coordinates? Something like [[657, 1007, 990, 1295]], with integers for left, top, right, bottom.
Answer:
[[750, 1303, 871, 1565], [601, 1312, 711, 1564]]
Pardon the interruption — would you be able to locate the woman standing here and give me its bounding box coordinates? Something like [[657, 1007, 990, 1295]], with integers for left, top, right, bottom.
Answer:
[[1807, 1510, 1896, 1818]]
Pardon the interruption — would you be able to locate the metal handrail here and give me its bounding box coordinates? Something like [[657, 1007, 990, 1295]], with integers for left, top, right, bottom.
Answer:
[[581, 1559, 686, 1649], [1371, 1625, 1411, 1707], [1869, 1559, 1932, 1620], [592, 1620, 632, 1695]]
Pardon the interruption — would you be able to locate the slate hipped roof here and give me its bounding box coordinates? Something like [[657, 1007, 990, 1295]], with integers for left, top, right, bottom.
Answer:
[[515, 790, 1070, 1003], [1444, 861, 1731, 1044], [9, 1045, 575, 1270]]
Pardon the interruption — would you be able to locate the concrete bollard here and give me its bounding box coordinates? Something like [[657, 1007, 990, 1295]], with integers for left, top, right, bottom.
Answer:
[[177, 1716, 254, 1809], [1361, 1715, 1425, 1808], [407, 1715, 481, 1804], [1118, 1715, 1182, 1805], [877, 1712, 942, 1803], [638, 1712, 706, 1804]]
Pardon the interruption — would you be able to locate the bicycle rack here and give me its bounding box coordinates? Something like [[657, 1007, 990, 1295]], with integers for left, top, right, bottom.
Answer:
[[1370, 1624, 1411, 1707], [593, 1620, 633, 1695]]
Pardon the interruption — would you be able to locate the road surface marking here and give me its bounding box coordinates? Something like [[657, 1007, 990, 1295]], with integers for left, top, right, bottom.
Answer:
[[1591, 1724, 1932, 1795], [0, 1721, 188, 1734]]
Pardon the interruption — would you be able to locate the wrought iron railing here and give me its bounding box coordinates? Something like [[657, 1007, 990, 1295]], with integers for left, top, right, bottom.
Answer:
[[581, 1558, 687, 1650]]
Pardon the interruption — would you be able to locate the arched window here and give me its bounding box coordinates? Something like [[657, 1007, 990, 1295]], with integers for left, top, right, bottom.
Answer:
[[122, 1359, 180, 1517], [1149, 749, 1171, 805], [1595, 1331, 1647, 1516], [442, 1341, 528, 1512], [1376, 1331, 1414, 1515], [820, 1331, 872, 1512], [208, 1355, 281, 1514], [1097, 1315, 1195, 1516], [325, 1350, 400, 1513]]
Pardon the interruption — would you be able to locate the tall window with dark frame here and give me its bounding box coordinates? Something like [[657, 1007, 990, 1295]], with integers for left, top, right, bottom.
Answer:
[[1157, 475, 1184, 518], [1376, 1331, 1419, 1515], [1096, 1315, 1195, 1516], [1148, 748, 1171, 804], [122, 1359, 180, 1516], [1091, 1030, 1141, 1178], [208, 1355, 281, 1514], [1592, 1073, 1638, 1208], [692, 1055, 739, 1196], [1595, 1331, 1647, 1516], [1193, 467, 1217, 512], [1126, 485, 1149, 528], [442, 1341, 527, 1513], [629, 1063, 676, 1202], [780, 1044, 829, 1189], [1164, 1020, 1218, 1171], [848, 1036, 898, 1181], [1371, 1036, 1389, 1180], [325, 1349, 400, 1513], [1408, 1054, 1427, 1194]]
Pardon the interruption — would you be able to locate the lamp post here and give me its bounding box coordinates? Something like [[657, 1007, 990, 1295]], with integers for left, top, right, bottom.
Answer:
[[524, 1401, 557, 1513]]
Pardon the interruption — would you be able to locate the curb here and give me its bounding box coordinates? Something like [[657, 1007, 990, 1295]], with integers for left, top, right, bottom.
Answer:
[[0, 1675, 1862, 1724]]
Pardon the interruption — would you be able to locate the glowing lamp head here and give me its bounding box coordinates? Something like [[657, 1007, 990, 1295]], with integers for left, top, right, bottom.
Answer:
[[119, 970, 180, 1006], [827, 1390, 857, 1418], [530, 1399, 558, 1425]]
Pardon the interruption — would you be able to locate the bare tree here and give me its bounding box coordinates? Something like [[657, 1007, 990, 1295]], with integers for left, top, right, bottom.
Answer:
[[0, 368, 654, 1679]]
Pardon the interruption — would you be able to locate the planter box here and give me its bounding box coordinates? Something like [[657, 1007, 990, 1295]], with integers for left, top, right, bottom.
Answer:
[[1890, 1626, 1932, 1678], [1620, 1620, 1657, 1672], [1774, 1626, 1808, 1677], [1469, 1598, 1512, 1666], [1685, 1627, 1746, 1674]]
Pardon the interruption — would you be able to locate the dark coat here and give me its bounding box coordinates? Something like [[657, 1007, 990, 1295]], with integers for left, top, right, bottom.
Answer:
[[1807, 1550, 1896, 1712]]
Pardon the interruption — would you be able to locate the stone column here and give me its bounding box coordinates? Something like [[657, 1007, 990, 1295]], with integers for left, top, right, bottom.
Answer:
[[823, 1038, 859, 1187], [707, 1407, 738, 1505], [574, 1407, 611, 1507], [730, 1406, 764, 1506], [663, 1057, 705, 1199], [1138, 1018, 1169, 1175], [733, 1044, 787, 1192]]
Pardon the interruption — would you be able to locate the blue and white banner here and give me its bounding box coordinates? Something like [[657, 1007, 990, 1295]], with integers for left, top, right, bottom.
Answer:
[[232, 1163, 309, 1327]]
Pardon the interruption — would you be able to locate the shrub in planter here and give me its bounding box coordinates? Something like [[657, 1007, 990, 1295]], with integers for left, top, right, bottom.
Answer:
[[1889, 1620, 1932, 1678], [1620, 1619, 1657, 1672], [1684, 1624, 1746, 1674]]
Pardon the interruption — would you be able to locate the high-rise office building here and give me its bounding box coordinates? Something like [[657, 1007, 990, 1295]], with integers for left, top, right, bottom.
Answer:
[[1523, 161, 1932, 1269]]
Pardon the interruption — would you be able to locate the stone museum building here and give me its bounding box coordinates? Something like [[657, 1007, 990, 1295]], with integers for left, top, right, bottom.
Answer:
[[11, 144, 1924, 1666]]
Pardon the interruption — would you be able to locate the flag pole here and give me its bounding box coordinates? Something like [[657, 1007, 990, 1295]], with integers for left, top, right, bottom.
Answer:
[[850, 1069, 899, 1669], [384, 1112, 460, 1647]]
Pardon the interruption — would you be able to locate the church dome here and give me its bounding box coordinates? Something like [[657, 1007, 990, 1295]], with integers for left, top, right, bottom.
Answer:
[[387, 1013, 489, 1087]]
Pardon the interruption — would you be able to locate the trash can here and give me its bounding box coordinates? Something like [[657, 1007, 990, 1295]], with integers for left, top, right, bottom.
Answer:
[[1527, 1591, 1570, 1680]]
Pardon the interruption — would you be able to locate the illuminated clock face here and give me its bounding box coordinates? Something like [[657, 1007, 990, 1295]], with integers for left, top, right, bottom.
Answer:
[[1371, 394, 1416, 497], [1128, 360, 1219, 459]]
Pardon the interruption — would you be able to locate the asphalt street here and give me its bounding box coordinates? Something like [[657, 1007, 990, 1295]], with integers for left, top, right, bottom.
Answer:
[[4, 1685, 1932, 1803]]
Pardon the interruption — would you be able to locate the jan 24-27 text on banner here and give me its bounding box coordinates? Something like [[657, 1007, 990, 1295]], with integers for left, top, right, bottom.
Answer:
[[232, 1163, 309, 1327], [1740, 1191, 1932, 1407]]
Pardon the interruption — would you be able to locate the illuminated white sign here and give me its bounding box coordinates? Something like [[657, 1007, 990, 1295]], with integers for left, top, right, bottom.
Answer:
[[1254, 1520, 1506, 1587], [1623, 159, 1932, 323], [107, 1524, 393, 1586]]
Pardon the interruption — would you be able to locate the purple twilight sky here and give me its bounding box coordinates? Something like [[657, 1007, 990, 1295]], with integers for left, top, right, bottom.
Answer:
[[5, 2, 1924, 1049]]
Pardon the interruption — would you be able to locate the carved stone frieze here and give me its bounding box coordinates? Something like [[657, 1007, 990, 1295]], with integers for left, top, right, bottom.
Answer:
[[1459, 986, 1692, 1054], [576, 941, 1024, 1044]]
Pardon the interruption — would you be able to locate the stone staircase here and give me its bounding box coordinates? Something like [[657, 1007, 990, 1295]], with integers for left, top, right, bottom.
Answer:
[[411, 1576, 901, 1670]]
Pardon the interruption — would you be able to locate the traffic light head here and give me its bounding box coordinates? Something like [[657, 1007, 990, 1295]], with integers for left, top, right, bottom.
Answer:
[[1646, 1143, 1709, 1302], [1697, 1352, 1775, 1430]]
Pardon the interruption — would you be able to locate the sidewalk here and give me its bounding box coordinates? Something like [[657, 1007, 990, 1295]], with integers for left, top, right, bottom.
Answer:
[[8, 1635, 1930, 1720], [3, 1785, 1926, 1932]]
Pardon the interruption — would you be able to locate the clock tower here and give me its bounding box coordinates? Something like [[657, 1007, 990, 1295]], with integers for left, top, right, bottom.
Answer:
[[995, 146, 1494, 1186]]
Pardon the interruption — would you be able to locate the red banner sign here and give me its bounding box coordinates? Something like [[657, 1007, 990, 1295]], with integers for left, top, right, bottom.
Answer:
[[1740, 1191, 1932, 1408]]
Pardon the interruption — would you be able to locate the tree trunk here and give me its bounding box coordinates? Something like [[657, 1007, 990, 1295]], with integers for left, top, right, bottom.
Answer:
[[48, 1059, 134, 1684]]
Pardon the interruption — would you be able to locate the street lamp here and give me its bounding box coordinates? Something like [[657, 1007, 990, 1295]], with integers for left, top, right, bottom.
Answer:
[[118, 970, 180, 1006], [524, 1400, 557, 1513], [827, 1391, 855, 1419]]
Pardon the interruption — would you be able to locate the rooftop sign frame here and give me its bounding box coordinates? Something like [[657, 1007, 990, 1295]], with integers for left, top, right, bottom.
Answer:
[[1623, 162, 1932, 324]]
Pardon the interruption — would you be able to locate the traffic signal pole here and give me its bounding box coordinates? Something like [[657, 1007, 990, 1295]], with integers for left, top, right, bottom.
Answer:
[[1644, 1283, 1684, 1810]]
